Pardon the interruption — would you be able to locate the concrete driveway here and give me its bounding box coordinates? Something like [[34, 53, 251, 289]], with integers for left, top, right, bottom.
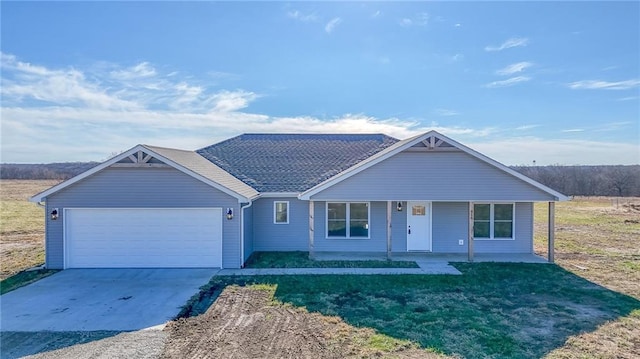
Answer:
[[0, 268, 217, 332]]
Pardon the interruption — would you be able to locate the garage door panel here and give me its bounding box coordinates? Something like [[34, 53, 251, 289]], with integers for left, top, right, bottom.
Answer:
[[65, 208, 222, 268], [70, 255, 221, 268], [70, 241, 212, 254]]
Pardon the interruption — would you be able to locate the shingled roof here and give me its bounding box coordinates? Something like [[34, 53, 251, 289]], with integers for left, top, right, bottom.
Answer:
[[196, 134, 399, 192]]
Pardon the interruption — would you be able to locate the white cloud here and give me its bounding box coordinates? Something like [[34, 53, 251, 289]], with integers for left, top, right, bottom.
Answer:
[[287, 10, 318, 22], [400, 12, 429, 27], [485, 37, 529, 52], [170, 82, 204, 110], [515, 125, 539, 130], [485, 76, 531, 88], [400, 18, 413, 27], [1, 53, 635, 166], [562, 129, 584, 133], [325, 17, 342, 33], [1, 105, 480, 162], [496, 62, 533, 76], [1, 54, 140, 110], [210, 90, 259, 112], [110, 62, 156, 80], [451, 54, 464, 62], [371, 10, 381, 19], [567, 79, 640, 90], [0, 53, 259, 114]]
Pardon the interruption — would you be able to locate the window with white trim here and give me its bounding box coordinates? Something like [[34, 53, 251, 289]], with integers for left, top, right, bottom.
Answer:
[[274, 201, 289, 224], [473, 203, 514, 239], [327, 202, 369, 238]]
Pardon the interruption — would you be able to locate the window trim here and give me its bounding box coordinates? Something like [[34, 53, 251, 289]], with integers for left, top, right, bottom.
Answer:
[[473, 203, 515, 241], [273, 201, 289, 224], [325, 202, 370, 239]]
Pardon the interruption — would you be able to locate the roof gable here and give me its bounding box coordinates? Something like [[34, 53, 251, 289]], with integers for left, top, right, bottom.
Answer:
[[30, 145, 259, 203], [299, 131, 569, 201], [196, 133, 398, 192]]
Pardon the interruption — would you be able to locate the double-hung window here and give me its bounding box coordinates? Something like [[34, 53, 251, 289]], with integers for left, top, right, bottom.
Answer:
[[274, 201, 289, 224], [473, 203, 514, 239], [327, 202, 369, 238]]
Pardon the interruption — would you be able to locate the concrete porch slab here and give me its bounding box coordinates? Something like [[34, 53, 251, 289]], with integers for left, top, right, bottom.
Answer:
[[312, 251, 549, 264]]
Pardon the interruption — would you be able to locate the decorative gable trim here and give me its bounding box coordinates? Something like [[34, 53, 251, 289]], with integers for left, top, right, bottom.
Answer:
[[30, 145, 254, 203], [298, 131, 569, 201], [109, 149, 170, 168]]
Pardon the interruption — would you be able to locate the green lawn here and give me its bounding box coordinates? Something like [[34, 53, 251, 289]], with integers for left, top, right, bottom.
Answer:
[[244, 251, 419, 268], [181, 263, 640, 359]]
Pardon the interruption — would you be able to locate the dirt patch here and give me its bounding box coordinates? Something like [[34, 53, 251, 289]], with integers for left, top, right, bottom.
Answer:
[[161, 285, 444, 359]]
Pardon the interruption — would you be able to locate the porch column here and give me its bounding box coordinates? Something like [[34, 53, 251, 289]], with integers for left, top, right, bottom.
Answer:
[[386, 201, 392, 260], [308, 201, 315, 260], [468, 202, 474, 262], [548, 201, 555, 263]]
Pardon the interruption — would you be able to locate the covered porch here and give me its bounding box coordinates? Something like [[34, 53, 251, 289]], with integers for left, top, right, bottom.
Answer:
[[307, 200, 558, 263]]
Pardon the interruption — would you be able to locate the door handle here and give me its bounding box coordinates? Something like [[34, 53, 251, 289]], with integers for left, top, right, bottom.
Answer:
[[408, 225, 411, 235]]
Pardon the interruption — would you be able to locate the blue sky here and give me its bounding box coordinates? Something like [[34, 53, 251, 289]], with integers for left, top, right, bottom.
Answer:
[[1, 1, 638, 165]]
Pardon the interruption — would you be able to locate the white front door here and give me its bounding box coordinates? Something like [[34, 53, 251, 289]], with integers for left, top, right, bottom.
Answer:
[[406, 201, 431, 251]]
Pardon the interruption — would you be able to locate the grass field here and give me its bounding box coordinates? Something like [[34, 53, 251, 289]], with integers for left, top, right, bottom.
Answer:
[[1, 180, 639, 357], [533, 197, 640, 298], [0, 180, 61, 280]]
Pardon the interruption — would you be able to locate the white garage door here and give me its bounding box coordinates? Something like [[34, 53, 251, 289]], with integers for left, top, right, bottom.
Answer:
[[64, 208, 222, 268]]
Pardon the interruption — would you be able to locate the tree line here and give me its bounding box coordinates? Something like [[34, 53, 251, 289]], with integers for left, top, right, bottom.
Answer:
[[1, 162, 638, 197], [0, 163, 99, 181], [512, 165, 639, 197]]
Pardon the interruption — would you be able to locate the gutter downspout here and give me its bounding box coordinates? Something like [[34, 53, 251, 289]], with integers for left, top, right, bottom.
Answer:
[[239, 200, 253, 268]]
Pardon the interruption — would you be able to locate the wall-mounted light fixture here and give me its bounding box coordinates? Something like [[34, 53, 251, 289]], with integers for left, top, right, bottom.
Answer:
[[226, 208, 233, 220], [396, 201, 403, 212], [51, 208, 59, 220]]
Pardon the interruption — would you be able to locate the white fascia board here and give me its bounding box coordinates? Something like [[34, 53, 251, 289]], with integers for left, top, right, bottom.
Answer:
[[30, 145, 253, 203]]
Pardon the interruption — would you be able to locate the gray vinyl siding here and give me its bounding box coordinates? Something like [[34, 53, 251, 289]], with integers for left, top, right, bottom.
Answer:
[[310, 151, 557, 201], [45, 167, 242, 269], [312, 201, 388, 252], [432, 202, 468, 253], [391, 202, 407, 252], [243, 203, 253, 262], [252, 198, 308, 251]]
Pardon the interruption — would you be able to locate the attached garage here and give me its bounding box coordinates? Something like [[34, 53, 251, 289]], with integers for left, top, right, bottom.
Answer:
[[64, 208, 223, 268], [32, 145, 260, 269]]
